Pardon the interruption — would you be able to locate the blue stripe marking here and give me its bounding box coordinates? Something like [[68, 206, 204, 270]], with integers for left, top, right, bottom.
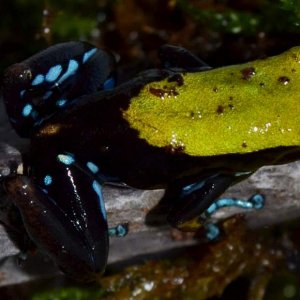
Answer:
[[57, 60, 79, 83], [31, 74, 44, 86], [44, 175, 52, 186], [45, 64, 63, 82], [234, 171, 252, 177], [206, 194, 265, 216], [82, 48, 97, 63], [56, 99, 67, 107], [92, 180, 107, 220], [57, 154, 75, 165], [41, 188, 49, 194], [181, 181, 205, 196], [22, 104, 33, 117], [87, 161, 99, 174]]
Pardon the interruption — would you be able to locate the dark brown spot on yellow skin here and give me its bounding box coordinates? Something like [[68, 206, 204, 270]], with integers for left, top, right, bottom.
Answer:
[[149, 87, 164, 98], [213, 87, 218, 92], [242, 141, 247, 148], [228, 104, 234, 110], [241, 67, 255, 80], [259, 82, 265, 87], [167, 74, 184, 86], [149, 86, 179, 98], [291, 68, 296, 73], [278, 76, 290, 85], [189, 111, 195, 118], [216, 105, 225, 114]]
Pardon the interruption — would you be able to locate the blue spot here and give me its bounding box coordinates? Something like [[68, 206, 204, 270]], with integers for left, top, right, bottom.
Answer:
[[87, 161, 99, 174], [45, 64, 63, 82], [249, 194, 265, 209], [57, 154, 75, 165], [44, 175, 52, 186], [57, 60, 79, 83], [31, 74, 44, 86], [82, 48, 97, 63], [20, 90, 26, 99], [56, 99, 67, 107], [103, 77, 115, 90], [43, 90, 53, 100], [108, 224, 128, 237], [92, 180, 107, 220], [22, 104, 33, 117], [205, 223, 220, 240], [206, 202, 217, 215]]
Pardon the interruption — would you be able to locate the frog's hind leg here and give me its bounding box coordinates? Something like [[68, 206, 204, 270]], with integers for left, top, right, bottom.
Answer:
[[167, 173, 264, 239], [3, 153, 112, 281], [167, 174, 235, 229]]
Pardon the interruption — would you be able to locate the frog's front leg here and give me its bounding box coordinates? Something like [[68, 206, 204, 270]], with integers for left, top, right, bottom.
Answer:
[[167, 173, 265, 238], [3, 153, 111, 281]]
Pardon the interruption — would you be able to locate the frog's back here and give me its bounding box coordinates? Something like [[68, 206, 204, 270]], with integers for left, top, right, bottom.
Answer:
[[123, 47, 300, 157]]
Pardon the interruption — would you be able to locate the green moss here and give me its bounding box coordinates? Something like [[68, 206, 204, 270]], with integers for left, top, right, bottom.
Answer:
[[51, 13, 97, 41], [178, 0, 300, 34], [97, 218, 282, 300], [123, 47, 300, 156]]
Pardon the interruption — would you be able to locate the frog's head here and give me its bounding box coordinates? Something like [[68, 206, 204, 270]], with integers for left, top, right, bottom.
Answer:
[[2, 42, 116, 138]]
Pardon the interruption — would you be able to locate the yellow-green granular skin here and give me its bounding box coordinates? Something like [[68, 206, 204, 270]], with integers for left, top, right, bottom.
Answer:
[[123, 47, 300, 156]]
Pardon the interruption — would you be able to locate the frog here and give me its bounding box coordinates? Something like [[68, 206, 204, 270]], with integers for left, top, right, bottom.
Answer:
[[2, 41, 300, 281]]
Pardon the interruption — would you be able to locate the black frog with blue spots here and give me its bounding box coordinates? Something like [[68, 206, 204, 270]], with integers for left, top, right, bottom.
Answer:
[[4, 41, 300, 281]]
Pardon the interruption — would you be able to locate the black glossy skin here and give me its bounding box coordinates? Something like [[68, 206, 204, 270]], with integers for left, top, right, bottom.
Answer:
[[2, 42, 117, 280], [2, 42, 298, 281]]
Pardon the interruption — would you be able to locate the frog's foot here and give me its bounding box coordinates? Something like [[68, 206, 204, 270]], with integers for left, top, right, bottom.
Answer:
[[108, 224, 128, 237], [3, 157, 110, 281], [202, 194, 265, 240], [204, 223, 220, 241], [204, 194, 265, 217], [166, 173, 263, 235]]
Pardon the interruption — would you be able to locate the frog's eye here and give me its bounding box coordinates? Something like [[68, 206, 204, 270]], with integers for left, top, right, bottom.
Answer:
[[19, 68, 32, 82], [3, 63, 32, 89]]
